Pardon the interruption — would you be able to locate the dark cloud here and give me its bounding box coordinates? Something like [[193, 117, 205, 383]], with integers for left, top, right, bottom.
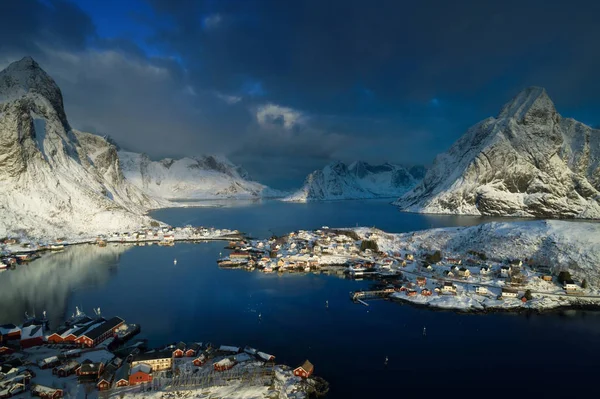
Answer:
[[1, 0, 599, 188]]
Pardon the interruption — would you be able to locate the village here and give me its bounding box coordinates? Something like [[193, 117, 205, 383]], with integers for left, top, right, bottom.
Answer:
[[0, 225, 244, 271], [0, 309, 324, 399], [216, 227, 600, 312]]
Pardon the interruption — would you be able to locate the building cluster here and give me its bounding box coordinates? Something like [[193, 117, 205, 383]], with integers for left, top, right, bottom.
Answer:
[[0, 309, 315, 398]]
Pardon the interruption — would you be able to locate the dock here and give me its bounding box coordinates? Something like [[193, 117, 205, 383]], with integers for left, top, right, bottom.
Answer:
[[350, 288, 395, 301]]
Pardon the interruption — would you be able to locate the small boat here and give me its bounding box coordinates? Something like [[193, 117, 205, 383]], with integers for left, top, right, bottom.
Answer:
[[423, 327, 426, 336], [325, 300, 329, 308], [173, 258, 177, 265], [0, 262, 8, 270], [48, 244, 65, 251]]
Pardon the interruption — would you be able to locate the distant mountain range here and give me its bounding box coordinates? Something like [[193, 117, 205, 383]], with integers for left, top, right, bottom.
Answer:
[[119, 151, 282, 200], [395, 87, 600, 218], [284, 161, 424, 202]]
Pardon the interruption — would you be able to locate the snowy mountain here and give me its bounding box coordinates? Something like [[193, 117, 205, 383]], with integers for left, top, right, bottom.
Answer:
[[284, 161, 422, 202], [119, 151, 281, 200], [396, 87, 600, 218], [0, 57, 161, 238]]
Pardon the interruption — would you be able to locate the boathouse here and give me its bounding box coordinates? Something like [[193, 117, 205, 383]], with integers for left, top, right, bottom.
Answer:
[[186, 342, 202, 357], [76, 359, 105, 381], [173, 342, 186, 358], [0, 324, 21, 342], [293, 360, 314, 378], [129, 363, 153, 385], [214, 358, 235, 371], [114, 363, 130, 387], [20, 324, 45, 348], [75, 317, 124, 347], [31, 384, 63, 399]]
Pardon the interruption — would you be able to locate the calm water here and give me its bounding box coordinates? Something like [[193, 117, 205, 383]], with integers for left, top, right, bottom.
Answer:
[[1, 201, 599, 396]]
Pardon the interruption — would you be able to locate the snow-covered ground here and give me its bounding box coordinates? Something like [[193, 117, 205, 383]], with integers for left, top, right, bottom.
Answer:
[[119, 151, 283, 201]]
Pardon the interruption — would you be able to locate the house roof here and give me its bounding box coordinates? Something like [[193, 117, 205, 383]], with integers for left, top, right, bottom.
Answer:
[[187, 343, 202, 352], [0, 324, 20, 335], [79, 361, 103, 374], [133, 349, 172, 362], [82, 317, 124, 341], [175, 342, 186, 351], [297, 359, 314, 373], [131, 363, 152, 375], [114, 363, 130, 382], [21, 325, 43, 340]]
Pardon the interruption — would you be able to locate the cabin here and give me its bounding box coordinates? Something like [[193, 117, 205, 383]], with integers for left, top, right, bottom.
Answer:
[[416, 277, 427, 286], [542, 275, 553, 282], [421, 288, 432, 296], [214, 358, 235, 372], [186, 342, 202, 357], [0, 324, 21, 342], [20, 324, 45, 348], [173, 342, 186, 358], [442, 282, 456, 294], [407, 289, 417, 297], [129, 363, 153, 385], [500, 266, 511, 277], [193, 354, 207, 367], [501, 287, 518, 299], [31, 384, 63, 399], [458, 267, 470, 278], [443, 270, 455, 278], [76, 359, 104, 381], [113, 363, 130, 388], [293, 360, 314, 378], [131, 350, 173, 372], [38, 356, 60, 369], [564, 280, 579, 292], [54, 360, 80, 378], [96, 364, 118, 391], [257, 351, 275, 362], [480, 266, 490, 275], [474, 286, 488, 295]]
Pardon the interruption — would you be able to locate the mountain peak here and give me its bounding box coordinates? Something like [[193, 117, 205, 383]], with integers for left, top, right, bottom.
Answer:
[[0, 56, 67, 125], [498, 86, 556, 122]]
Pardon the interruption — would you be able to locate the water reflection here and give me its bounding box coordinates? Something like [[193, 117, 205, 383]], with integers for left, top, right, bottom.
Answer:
[[0, 244, 128, 327]]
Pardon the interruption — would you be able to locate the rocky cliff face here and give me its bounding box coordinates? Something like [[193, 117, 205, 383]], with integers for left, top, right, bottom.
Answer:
[[118, 151, 281, 200], [396, 87, 600, 218], [0, 57, 160, 238], [284, 161, 422, 202]]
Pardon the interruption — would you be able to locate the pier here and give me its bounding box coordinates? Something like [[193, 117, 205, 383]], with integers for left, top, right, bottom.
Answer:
[[350, 288, 395, 301]]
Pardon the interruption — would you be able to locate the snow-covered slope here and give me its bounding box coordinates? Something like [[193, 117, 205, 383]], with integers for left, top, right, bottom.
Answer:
[[284, 161, 421, 202], [119, 151, 281, 200], [357, 219, 600, 286], [0, 57, 161, 238], [396, 87, 600, 218]]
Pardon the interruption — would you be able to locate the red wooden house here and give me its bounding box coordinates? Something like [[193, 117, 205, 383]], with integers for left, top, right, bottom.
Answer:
[[20, 325, 45, 348], [185, 342, 202, 357], [213, 358, 235, 372], [0, 324, 21, 342], [31, 384, 63, 399], [293, 360, 314, 378], [173, 342, 186, 358], [129, 363, 153, 385], [193, 354, 207, 367]]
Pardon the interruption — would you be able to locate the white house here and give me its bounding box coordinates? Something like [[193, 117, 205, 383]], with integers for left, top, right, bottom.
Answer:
[[480, 266, 490, 275], [501, 288, 518, 298], [474, 286, 488, 295], [564, 281, 579, 292], [442, 282, 456, 294], [500, 266, 511, 277], [458, 267, 471, 277]]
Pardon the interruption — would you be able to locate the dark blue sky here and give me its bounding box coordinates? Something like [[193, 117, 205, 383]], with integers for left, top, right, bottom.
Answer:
[[1, 0, 599, 188]]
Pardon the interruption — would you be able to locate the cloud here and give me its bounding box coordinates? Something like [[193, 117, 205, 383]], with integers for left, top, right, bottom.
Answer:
[[216, 92, 242, 104], [202, 13, 222, 30], [255, 103, 305, 130]]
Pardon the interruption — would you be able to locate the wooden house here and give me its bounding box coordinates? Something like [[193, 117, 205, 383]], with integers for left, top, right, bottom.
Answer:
[[54, 360, 80, 378], [193, 354, 207, 367], [214, 358, 235, 372], [129, 363, 153, 385], [293, 360, 314, 378], [31, 385, 63, 399], [458, 267, 471, 278], [173, 342, 186, 358], [185, 342, 202, 357], [416, 277, 427, 286]]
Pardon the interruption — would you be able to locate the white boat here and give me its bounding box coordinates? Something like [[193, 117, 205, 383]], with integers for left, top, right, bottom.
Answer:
[[173, 258, 177, 265], [48, 244, 65, 251], [0, 263, 8, 270], [348, 265, 367, 276]]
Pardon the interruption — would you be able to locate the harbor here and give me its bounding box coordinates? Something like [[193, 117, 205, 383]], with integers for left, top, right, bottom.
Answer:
[[0, 307, 325, 398]]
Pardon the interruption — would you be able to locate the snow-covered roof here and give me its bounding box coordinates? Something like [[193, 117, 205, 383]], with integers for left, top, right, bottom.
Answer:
[[131, 363, 152, 375], [219, 345, 240, 353]]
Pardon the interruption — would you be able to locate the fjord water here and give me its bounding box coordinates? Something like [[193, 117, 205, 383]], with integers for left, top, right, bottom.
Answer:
[[1, 200, 598, 396]]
